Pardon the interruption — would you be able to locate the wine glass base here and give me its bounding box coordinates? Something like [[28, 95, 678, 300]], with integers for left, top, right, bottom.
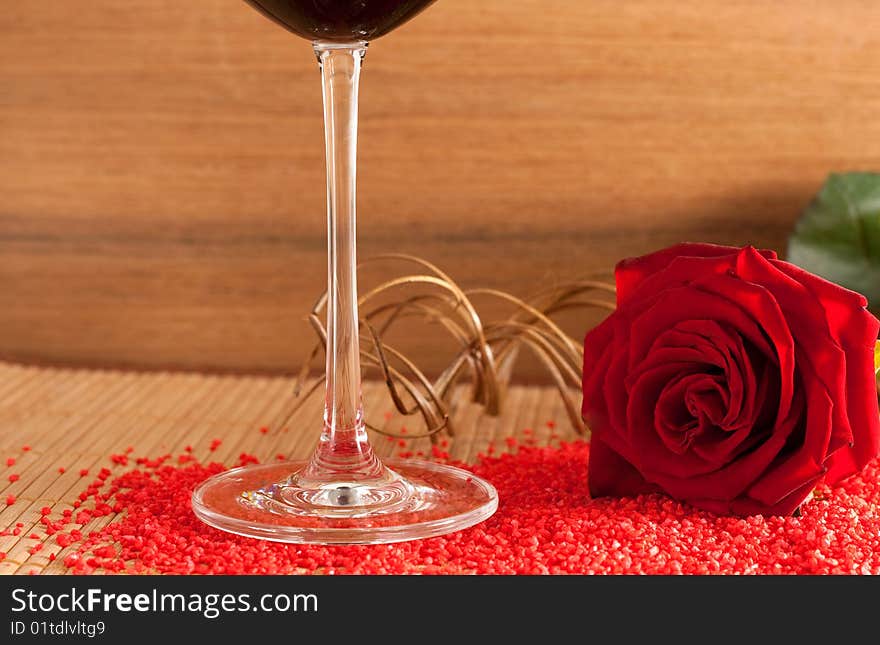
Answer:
[[192, 459, 498, 545]]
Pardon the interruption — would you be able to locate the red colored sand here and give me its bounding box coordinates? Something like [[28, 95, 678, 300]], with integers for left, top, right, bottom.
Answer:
[[35, 440, 880, 575]]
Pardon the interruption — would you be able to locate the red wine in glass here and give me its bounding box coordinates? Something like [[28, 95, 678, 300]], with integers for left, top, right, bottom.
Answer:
[[192, 1, 499, 545], [245, 0, 437, 42]]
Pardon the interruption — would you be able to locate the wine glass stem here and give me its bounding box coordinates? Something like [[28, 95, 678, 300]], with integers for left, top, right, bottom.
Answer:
[[308, 42, 376, 478]]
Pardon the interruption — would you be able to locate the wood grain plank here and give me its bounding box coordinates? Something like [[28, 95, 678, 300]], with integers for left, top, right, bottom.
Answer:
[[2, 1, 879, 376]]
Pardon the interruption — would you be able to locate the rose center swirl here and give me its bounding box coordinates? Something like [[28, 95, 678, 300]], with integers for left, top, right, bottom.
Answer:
[[646, 320, 780, 465]]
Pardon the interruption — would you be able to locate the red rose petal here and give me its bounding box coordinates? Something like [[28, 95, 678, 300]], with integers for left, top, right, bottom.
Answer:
[[614, 244, 776, 306]]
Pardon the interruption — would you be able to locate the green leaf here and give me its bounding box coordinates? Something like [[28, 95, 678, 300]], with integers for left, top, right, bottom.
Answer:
[[787, 172, 880, 313]]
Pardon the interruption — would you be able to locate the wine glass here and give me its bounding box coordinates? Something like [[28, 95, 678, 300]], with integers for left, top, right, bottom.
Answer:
[[192, 0, 498, 544]]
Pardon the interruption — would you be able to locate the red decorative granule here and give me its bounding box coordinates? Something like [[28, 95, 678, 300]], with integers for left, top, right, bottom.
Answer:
[[6, 457, 15, 467], [22, 445, 31, 452], [209, 439, 222, 452], [276, 454, 286, 461], [110, 454, 128, 466], [41, 506, 51, 515], [237, 453, 258, 467], [49, 553, 56, 562], [259, 426, 269, 435], [28, 533, 40, 539], [43, 440, 880, 575], [184, 445, 193, 453], [0, 552, 5, 562], [58, 467, 66, 474], [79, 469, 88, 477], [546, 420, 556, 429], [7, 474, 19, 483]]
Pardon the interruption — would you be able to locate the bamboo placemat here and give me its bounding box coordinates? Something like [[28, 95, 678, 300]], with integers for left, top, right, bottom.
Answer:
[[0, 362, 576, 575]]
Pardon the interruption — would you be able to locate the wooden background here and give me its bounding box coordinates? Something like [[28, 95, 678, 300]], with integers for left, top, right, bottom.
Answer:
[[2, 0, 880, 379]]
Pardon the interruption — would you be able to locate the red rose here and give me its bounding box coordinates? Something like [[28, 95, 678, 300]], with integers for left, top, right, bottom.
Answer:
[[582, 243, 880, 515]]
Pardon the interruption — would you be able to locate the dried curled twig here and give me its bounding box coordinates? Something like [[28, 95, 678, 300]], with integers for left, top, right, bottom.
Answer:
[[287, 255, 616, 441]]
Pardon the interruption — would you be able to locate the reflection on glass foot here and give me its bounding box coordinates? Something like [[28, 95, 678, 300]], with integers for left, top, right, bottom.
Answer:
[[192, 459, 498, 545]]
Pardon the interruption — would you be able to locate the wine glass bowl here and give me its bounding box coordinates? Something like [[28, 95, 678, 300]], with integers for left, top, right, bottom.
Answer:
[[192, 0, 498, 545], [244, 0, 438, 43]]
